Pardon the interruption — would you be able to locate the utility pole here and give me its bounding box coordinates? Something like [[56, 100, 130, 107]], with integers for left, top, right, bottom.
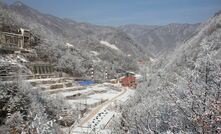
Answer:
[[91, 67, 94, 80], [104, 67, 108, 81]]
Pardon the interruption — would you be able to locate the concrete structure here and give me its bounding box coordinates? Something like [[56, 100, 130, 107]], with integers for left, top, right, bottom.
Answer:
[[27, 63, 55, 78], [0, 28, 30, 49], [0, 32, 23, 46], [20, 28, 31, 49], [0, 26, 39, 53]]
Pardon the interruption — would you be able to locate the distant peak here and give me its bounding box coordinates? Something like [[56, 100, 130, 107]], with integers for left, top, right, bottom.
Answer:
[[11, 1, 25, 7], [0, 1, 7, 7]]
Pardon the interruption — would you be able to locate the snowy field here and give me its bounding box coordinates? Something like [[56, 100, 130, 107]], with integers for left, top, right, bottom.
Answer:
[[48, 83, 123, 110], [100, 40, 121, 51]]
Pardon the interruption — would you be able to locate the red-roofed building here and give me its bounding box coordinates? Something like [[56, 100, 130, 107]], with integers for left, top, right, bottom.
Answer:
[[120, 72, 137, 88]]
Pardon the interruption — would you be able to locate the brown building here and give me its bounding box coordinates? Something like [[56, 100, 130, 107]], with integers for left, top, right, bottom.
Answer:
[[120, 72, 137, 88]]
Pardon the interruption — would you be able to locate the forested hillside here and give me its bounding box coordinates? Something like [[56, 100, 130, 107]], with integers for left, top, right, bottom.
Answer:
[[119, 23, 199, 57], [113, 11, 221, 134], [0, 1, 145, 78]]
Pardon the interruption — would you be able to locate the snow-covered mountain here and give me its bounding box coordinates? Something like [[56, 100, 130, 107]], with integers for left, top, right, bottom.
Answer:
[[166, 10, 221, 71], [0, 1, 145, 77], [119, 23, 199, 56], [115, 10, 221, 133]]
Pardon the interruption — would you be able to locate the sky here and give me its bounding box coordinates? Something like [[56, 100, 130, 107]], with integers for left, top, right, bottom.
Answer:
[[5, 0, 221, 26]]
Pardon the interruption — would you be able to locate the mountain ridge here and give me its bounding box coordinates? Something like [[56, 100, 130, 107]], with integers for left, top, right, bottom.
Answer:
[[119, 23, 200, 57]]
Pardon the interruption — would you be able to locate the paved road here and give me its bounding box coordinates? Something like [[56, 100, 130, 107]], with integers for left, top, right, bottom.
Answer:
[[78, 87, 127, 127]]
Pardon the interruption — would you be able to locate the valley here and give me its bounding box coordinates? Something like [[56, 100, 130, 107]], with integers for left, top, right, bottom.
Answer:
[[0, 1, 221, 134]]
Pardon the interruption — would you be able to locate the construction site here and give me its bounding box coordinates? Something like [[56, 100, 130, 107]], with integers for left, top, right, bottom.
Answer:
[[0, 24, 142, 134]]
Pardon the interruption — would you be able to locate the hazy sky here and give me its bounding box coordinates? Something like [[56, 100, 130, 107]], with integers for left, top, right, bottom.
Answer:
[[6, 0, 221, 26]]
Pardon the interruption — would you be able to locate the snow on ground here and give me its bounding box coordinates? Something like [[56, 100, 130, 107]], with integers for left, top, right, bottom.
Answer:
[[72, 127, 111, 134], [50, 87, 106, 98], [91, 51, 99, 56], [0, 55, 27, 68], [66, 43, 74, 48], [70, 85, 136, 133], [0, 55, 18, 65], [17, 55, 28, 63], [26, 77, 63, 82], [100, 40, 121, 51], [92, 58, 101, 63], [135, 74, 143, 79], [48, 84, 122, 109], [68, 91, 119, 106], [89, 90, 119, 100], [116, 89, 135, 103], [149, 57, 156, 62], [68, 98, 101, 105]]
